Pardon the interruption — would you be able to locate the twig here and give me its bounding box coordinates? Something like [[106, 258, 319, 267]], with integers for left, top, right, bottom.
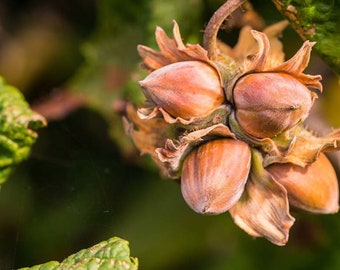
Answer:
[[203, 0, 246, 60]]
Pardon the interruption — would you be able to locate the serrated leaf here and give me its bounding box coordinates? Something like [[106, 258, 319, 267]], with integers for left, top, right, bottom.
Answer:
[[0, 77, 46, 185], [19, 237, 138, 270], [20, 261, 60, 270]]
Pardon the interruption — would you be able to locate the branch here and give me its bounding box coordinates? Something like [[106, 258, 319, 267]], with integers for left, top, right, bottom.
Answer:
[[203, 0, 246, 60], [273, 0, 340, 76]]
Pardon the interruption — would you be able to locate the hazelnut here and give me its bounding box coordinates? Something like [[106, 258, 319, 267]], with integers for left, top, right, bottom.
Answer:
[[267, 153, 339, 213], [139, 61, 224, 119], [233, 72, 315, 138], [181, 138, 251, 214]]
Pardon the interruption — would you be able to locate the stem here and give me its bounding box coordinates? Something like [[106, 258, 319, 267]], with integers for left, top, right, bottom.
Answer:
[[203, 0, 246, 60], [250, 148, 265, 177]]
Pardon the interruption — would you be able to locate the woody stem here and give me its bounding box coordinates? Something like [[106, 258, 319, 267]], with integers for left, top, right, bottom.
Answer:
[[203, 0, 246, 60]]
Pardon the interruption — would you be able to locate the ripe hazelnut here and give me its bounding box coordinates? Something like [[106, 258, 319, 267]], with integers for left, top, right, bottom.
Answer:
[[139, 61, 224, 119], [267, 153, 339, 213], [181, 138, 251, 214], [233, 72, 315, 138]]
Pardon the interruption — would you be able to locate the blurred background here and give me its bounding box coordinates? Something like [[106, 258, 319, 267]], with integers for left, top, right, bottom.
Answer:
[[0, 0, 339, 269]]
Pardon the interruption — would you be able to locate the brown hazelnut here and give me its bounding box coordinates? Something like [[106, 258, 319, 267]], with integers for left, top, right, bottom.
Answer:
[[181, 138, 251, 214], [233, 72, 315, 138], [139, 61, 224, 119], [267, 153, 339, 213]]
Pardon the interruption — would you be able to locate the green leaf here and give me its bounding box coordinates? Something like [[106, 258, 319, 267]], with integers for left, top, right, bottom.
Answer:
[[273, 0, 340, 75], [19, 237, 138, 270], [0, 77, 46, 185]]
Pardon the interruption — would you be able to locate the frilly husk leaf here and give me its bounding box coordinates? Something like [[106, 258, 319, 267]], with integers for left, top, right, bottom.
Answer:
[[137, 106, 195, 125], [272, 41, 322, 92], [224, 21, 321, 101], [262, 20, 289, 67], [156, 124, 236, 178], [229, 149, 295, 246], [126, 100, 234, 178], [137, 21, 216, 73], [123, 103, 176, 172], [243, 30, 270, 72], [246, 28, 322, 91], [224, 21, 288, 101], [264, 126, 340, 167], [138, 104, 230, 128], [218, 21, 288, 68]]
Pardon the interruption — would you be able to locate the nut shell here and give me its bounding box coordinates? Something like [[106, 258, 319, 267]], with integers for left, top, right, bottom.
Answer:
[[139, 61, 224, 119], [233, 72, 314, 138], [267, 153, 339, 213], [181, 139, 251, 214]]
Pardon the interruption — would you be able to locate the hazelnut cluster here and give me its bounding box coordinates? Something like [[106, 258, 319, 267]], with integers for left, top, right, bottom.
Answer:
[[124, 3, 340, 245]]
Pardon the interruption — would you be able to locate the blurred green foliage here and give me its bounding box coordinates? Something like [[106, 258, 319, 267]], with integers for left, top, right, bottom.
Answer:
[[0, 0, 339, 269], [0, 77, 45, 185]]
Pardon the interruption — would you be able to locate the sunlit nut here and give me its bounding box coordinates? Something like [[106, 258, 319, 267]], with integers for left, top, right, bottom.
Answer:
[[233, 72, 315, 138], [139, 61, 224, 119], [267, 153, 339, 213], [181, 138, 251, 214]]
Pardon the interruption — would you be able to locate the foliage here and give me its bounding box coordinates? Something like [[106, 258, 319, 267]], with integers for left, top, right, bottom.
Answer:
[[0, 77, 45, 185], [273, 0, 340, 75], [20, 237, 138, 270]]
